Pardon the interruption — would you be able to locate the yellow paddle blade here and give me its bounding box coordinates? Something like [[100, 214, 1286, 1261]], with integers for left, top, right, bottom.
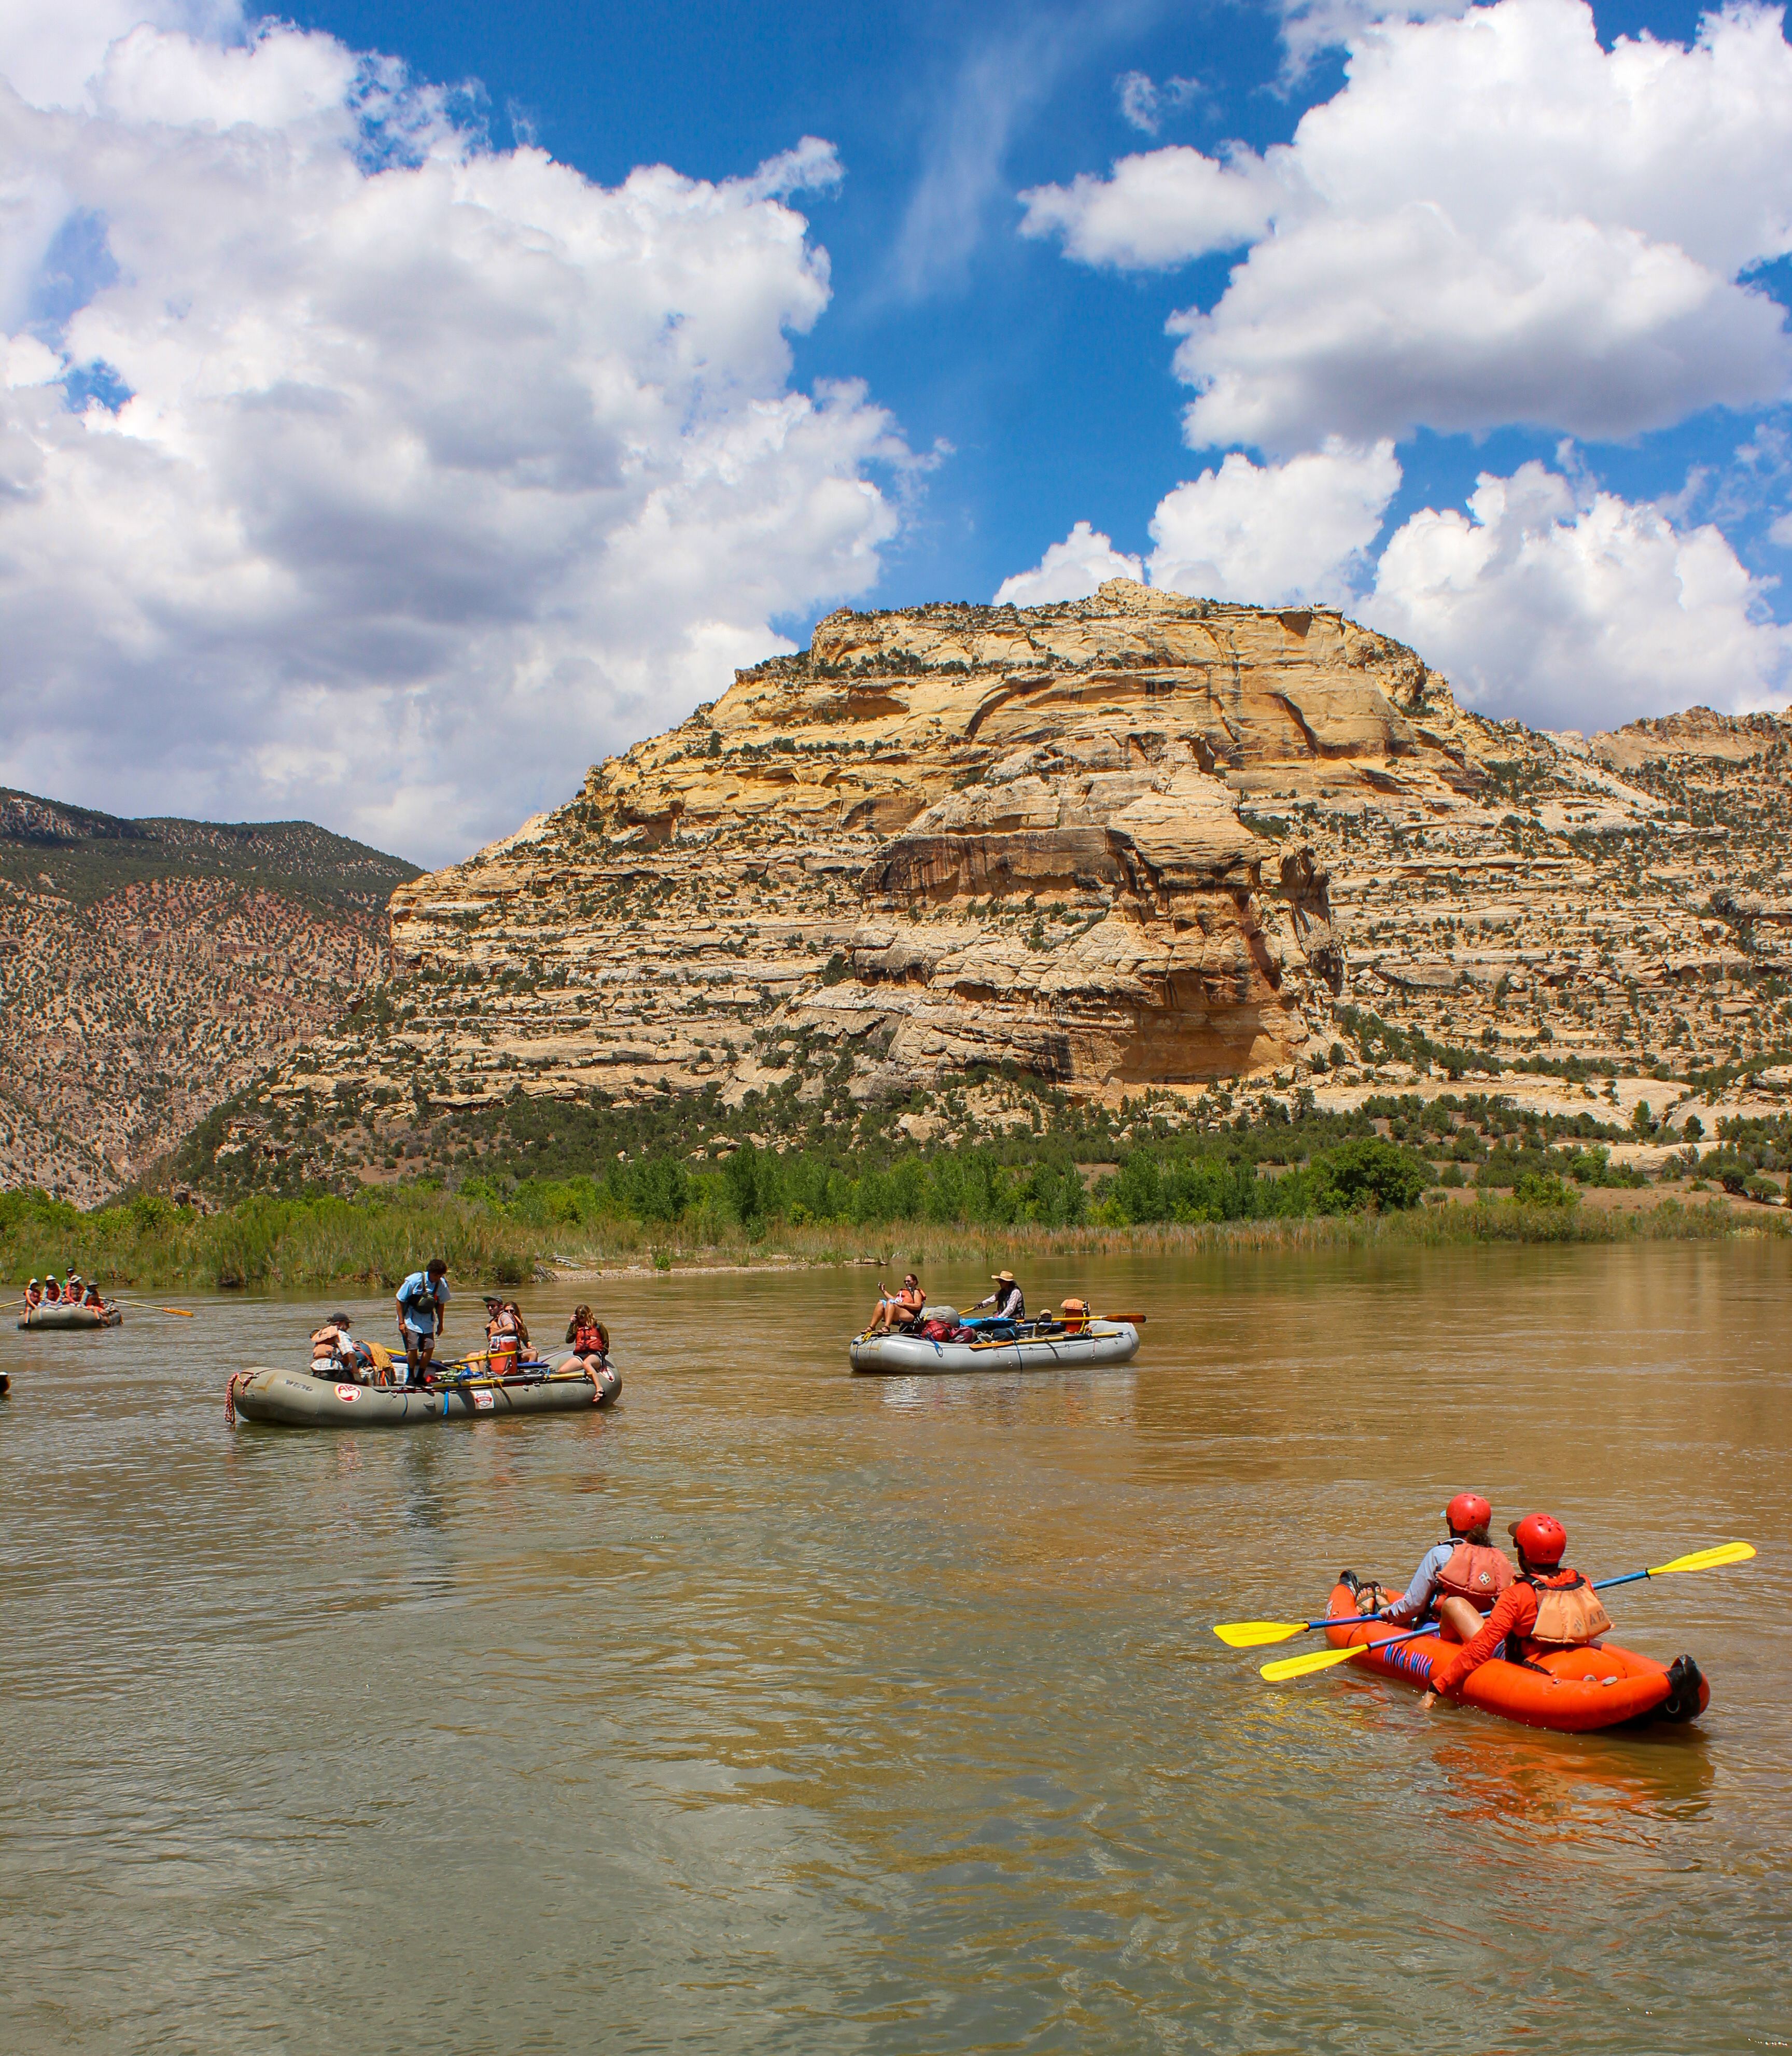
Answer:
[[1649, 1541, 1755, 1578], [1213, 1620, 1312, 1648], [1261, 1640, 1379, 1683]]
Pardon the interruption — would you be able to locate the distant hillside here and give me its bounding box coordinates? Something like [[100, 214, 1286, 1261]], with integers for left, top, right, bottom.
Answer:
[[1, 790, 419, 1204], [0, 789, 415, 915]]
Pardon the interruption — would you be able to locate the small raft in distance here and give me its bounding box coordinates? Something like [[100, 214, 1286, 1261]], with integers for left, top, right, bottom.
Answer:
[[229, 1361, 621, 1428], [18, 1302, 121, 1331], [850, 1313, 1141, 1377], [1322, 1576, 1709, 1732]]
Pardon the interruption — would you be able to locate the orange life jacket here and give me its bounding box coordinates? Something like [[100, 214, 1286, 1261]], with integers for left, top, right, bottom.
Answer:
[[571, 1321, 606, 1358], [1435, 1540, 1514, 1613], [1515, 1569, 1612, 1649]]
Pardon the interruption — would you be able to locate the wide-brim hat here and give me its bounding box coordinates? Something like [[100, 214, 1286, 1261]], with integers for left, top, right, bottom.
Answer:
[[992, 1269, 1016, 1283]]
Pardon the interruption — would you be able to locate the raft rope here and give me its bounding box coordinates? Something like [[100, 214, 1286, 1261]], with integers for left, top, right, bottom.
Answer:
[[224, 1370, 254, 1426]]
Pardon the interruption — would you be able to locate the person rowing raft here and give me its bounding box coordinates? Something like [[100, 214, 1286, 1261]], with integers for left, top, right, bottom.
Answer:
[[970, 1270, 1025, 1322]]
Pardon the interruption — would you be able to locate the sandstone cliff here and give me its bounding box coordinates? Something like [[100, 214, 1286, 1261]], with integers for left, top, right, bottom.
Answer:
[[0, 792, 417, 1202], [133, 583, 1792, 1194]]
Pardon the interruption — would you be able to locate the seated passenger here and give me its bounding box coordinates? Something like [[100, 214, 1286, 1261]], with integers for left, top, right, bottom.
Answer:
[[1422, 1513, 1612, 1708], [309, 1313, 362, 1381], [1378, 1492, 1514, 1643], [869, 1273, 925, 1333], [484, 1294, 527, 1375], [24, 1278, 43, 1312], [42, 1275, 62, 1303], [558, 1302, 609, 1374], [82, 1280, 106, 1310]]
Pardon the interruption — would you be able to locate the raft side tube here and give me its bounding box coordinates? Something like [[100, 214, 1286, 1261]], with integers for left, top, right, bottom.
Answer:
[[230, 1362, 621, 1428]]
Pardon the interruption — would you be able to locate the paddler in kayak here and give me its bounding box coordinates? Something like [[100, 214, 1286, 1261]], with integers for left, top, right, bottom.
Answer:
[[1421, 1513, 1613, 1709], [1376, 1491, 1513, 1643]]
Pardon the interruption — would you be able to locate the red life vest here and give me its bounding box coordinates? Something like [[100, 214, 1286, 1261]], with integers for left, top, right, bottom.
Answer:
[[1435, 1540, 1514, 1613], [571, 1322, 605, 1358]]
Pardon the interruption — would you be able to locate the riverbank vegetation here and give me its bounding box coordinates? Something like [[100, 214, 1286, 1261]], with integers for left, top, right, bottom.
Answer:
[[7, 1111, 1785, 1291]]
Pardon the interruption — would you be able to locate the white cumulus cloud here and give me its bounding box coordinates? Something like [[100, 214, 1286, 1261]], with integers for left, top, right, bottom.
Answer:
[[994, 520, 1142, 606], [0, 0, 242, 110], [1022, 0, 1792, 453], [1147, 440, 1400, 605], [1364, 461, 1792, 729], [0, 16, 908, 864]]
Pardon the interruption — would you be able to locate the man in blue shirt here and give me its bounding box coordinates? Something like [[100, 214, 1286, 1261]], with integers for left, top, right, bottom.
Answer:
[[395, 1258, 450, 1384]]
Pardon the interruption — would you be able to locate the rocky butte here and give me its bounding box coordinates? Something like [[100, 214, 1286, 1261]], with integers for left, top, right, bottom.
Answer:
[[195, 578, 1790, 1188]]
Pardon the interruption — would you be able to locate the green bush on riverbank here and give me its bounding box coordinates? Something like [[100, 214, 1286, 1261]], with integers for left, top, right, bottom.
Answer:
[[7, 1129, 1781, 1293]]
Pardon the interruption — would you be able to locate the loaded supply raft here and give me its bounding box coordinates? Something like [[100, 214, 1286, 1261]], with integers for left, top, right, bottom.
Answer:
[[18, 1301, 121, 1331], [850, 1302, 1143, 1377], [228, 1359, 622, 1428]]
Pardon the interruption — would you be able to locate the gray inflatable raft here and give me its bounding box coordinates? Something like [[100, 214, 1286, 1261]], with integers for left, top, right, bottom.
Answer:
[[18, 1302, 121, 1330], [850, 1318, 1140, 1376], [229, 1361, 621, 1428]]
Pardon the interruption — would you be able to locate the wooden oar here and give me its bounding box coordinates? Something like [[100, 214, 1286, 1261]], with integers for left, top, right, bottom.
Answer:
[[110, 1297, 197, 1317], [1256, 1541, 1757, 1682], [1217, 1540, 1758, 1651]]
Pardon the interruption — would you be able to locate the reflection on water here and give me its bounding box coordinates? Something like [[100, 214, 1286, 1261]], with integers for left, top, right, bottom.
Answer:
[[2, 1242, 1788, 2052]]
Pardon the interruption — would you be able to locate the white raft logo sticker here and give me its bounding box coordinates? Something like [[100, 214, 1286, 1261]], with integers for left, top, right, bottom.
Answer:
[[473, 1390, 495, 1411], [334, 1384, 360, 1402]]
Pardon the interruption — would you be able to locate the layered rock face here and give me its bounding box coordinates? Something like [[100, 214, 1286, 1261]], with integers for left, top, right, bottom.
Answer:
[[263, 583, 1521, 1132], [0, 793, 415, 1202], [159, 582, 1792, 1188]]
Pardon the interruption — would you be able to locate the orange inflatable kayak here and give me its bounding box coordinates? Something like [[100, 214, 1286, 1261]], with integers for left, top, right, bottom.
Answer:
[[1324, 1577, 1709, 1731]]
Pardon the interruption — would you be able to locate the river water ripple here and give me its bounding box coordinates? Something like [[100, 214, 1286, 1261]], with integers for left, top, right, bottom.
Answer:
[[2, 1243, 1788, 2052]]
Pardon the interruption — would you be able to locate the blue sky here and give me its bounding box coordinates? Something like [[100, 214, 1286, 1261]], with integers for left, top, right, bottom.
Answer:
[[1, 0, 1789, 859], [284, 0, 1788, 619]]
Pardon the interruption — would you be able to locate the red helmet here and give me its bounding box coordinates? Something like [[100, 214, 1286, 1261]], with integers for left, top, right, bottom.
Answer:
[[1445, 1492, 1492, 1536], [1513, 1513, 1567, 1565]]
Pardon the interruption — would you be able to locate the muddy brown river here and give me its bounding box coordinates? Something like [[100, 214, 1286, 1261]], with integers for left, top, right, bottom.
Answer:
[[3, 1242, 1787, 2051]]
